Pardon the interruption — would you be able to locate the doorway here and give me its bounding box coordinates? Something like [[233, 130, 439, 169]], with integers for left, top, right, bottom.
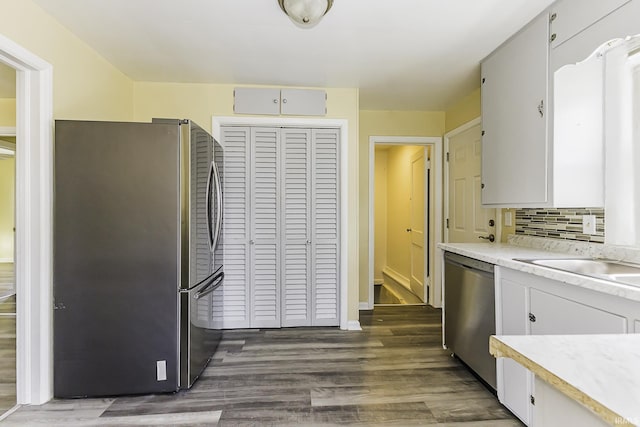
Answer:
[[444, 119, 497, 244], [0, 33, 54, 407], [0, 62, 16, 417], [368, 136, 443, 308]]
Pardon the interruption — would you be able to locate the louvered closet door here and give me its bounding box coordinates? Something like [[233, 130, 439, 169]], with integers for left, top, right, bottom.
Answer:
[[250, 128, 281, 328], [281, 129, 312, 327], [311, 129, 340, 326], [217, 127, 251, 329]]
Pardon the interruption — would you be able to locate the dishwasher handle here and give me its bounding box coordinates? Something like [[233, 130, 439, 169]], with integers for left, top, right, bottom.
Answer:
[[444, 252, 494, 275]]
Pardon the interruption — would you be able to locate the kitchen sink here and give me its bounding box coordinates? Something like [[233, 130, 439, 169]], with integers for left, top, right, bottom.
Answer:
[[514, 258, 640, 288]]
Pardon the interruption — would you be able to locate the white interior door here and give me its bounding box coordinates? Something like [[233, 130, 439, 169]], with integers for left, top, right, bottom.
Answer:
[[409, 148, 425, 301], [448, 123, 496, 243]]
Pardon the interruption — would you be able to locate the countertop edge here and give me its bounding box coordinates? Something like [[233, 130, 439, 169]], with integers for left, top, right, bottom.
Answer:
[[489, 336, 624, 426], [438, 243, 640, 303]]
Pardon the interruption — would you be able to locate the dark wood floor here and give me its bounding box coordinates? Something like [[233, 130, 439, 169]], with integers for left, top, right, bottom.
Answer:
[[0, 295, 16, 417], [0, 263, 15, 299], [3, 305, 522, 426]]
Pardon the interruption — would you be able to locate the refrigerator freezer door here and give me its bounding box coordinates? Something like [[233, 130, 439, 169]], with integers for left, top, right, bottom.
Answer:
[[179, 269, 223, 389], [54, 120, 180, 397]]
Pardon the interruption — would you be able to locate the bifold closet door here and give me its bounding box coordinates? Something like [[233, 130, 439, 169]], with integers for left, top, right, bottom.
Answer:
[[220, 125, 339, 328], [281, 129, 312, 327], [250, 128, 281, 328], [281, 128, 340, 327], [311, 129, 340, 326], [215, 127, 250, 329]]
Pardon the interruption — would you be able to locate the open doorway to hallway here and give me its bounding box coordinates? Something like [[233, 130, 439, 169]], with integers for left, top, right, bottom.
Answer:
[[0, 62, 16, 416], [373, 144, 431, 305]]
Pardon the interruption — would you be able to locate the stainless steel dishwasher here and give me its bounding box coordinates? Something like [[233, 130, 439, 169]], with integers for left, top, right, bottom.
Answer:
[[444, 251, 496, 390]]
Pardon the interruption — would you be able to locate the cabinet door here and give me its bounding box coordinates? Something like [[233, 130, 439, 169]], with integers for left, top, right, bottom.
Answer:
[[250, 128, 281, 328], [481, 13, 549, 206], [498, 278, 532, 425], [218, 127, 251, 328], [311, 129, 340, 326], [281, 129, 312, 327], [280, 89, 326, 116], [530, 288, 626, 335], [234, 88, 281, 115], [549, 0, 630, 49]]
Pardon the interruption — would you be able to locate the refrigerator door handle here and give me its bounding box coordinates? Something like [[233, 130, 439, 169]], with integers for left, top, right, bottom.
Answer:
[[194, 271, 224, 300], [205, 160, 215, 250], [212, 159, 223, 251]]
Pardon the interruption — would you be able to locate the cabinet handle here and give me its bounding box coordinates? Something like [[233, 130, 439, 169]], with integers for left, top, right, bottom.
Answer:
[[282, 98, 288, 104], [529, 313, 537, 322], [537, 100, 544, 117], [273, 99, 279, 104]]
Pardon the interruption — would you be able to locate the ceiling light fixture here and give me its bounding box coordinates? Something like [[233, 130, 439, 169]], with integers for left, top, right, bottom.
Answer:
[[278, 0, 333, 28]]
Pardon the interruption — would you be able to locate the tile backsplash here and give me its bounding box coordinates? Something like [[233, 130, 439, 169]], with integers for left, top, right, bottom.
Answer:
[[515, 208, 605, 243]]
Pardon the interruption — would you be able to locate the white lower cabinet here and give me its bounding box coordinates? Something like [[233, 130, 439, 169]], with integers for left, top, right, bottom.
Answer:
[[533, 377, 609, 427], [496, 267, 637, 425], [216, 126, 340, 329]]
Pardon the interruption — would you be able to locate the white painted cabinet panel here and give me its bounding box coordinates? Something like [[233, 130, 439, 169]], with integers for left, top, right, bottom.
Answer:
[[529, 288, 626, 335], [498, 278, 531, 425], [481, 13, 549, 206], [549, 0, 630, 49]]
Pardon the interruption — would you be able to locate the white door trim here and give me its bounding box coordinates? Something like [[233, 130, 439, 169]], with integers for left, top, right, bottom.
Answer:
[[0, 33, 54, 404], [443, 117, 502, 244], [368, 136, 443, 309], [212, 116, 352, 330]]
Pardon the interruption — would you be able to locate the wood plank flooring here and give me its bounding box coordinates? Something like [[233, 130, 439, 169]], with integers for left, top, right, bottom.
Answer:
[[0, 263, 15, 300], [3, 305, 522, 426], [0, 295, 16, 417]]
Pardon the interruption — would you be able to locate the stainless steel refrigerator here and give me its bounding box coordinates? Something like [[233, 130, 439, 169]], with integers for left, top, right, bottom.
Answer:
[[53, 119, 223, 397]]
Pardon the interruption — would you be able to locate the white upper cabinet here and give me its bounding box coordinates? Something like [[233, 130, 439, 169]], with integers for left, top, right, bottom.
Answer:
[[481, 13, 549, 206], [481, 0, 640, 208], [548, 0, 630, 50]]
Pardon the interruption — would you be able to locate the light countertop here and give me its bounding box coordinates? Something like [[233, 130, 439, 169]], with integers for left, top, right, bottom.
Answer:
[[490, 334, 640, 426], [438, 240, 640, 303]]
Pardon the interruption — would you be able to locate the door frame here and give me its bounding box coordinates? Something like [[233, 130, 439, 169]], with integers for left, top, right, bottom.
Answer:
[[212, 116, 352, 330], [0, 33, 54, 405], [368, 136, 443, 309], [444, 117, 502, 243]]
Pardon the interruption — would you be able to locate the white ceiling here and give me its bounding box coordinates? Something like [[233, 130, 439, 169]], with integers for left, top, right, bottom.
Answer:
[[30, 0, 556, 110]]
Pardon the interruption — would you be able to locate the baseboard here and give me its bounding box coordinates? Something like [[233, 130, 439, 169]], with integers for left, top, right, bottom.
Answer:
[[0, 258, 13, 263], [359, 302, 372, 310], [347, 320, 362, 331], [373, 278, 384, 286], [382, 266, 410, 290]]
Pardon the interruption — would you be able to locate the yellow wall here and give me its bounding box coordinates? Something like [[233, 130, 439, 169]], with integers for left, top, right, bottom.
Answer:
[[0, 0, 134, 120], [133, 82, 362, 322], [359, 110, 445, 303], [0, 98, 16, 127], [0, 157, 15, 261], [384, 145, 423, 282], [373, 148, 388, 284], [445, 87, 481, 133]]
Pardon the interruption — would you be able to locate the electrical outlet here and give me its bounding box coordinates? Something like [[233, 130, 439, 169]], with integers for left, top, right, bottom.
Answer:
[[504, 210, 513, 227], [582, 215, 597, 235]]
